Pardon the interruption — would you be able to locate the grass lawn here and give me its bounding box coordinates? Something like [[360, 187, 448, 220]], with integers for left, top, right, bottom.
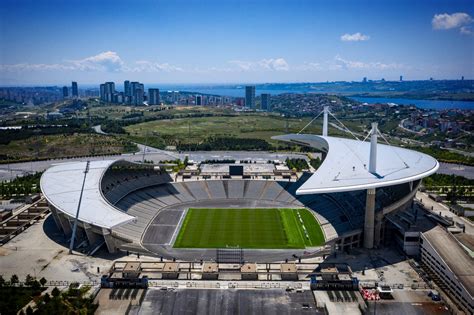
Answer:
[[173, 208, 325, 249], [0, 134, 137, 163], [125, 114, 346, 145]]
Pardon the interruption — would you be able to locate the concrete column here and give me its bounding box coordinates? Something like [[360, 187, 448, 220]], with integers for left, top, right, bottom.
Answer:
[[102, 228, 117, 253], [57, 213, 72, 237], [322, 106, 329, 137], [364, 188, 376, 249], [84, 223, 100, 245], [49, 206, 63, 232]]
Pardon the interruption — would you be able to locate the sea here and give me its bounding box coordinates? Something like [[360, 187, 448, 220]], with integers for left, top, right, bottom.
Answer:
[[349, 97, 473, 111]]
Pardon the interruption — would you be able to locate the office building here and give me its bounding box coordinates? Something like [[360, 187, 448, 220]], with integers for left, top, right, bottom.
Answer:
[[261, 93, 271, 111], [148, 88, 160, 105], [133, 85, 144, 105], [71, 81, 78, 97], [99, 82, 115, 103], [195, 95, 202, 106], [245, 86, 255, 108], [124, 80, 131, 97], [106, 82, 115, 103], [62, 86, 68, 98], [99, 84, 105, 101], [362, 77, 367, 83], [400, 76, 403, 82], [129, 82, 144, 105]]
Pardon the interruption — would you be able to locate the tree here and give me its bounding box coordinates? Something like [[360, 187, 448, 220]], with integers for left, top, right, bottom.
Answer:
[[10, 274, 19, 286], [31, 280, 41, 292], [25, 306, 33, 315], [0, 275, 5, 287], [39, 277, 47, 287], [25, 274, 34, 286], [43, 293, 51, 304], [51, 287, 60, 298]]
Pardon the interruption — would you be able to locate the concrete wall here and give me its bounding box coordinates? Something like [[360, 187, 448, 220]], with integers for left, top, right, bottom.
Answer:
[[420, 233, 473, 314]]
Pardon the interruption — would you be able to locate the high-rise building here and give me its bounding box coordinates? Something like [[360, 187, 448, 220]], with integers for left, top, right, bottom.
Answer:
[[124, 80, 131, 96], [133, 85, 144, 105], [99, 82, 115, 103], [62, 86, 68, 98], [195, 95, 202, 106], [362, 77, 367, 83], [100, 84, 105, 101], [261, 93, 271, 111], [148, 88, 160, 105], [71, 81, 78, 97], [400, 75, 403, 82], [172, 91, 179, 103], [245, 85, 255, 108]]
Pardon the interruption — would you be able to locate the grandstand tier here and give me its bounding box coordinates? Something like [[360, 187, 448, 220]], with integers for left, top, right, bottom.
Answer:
[[41, 154, 427, 260]]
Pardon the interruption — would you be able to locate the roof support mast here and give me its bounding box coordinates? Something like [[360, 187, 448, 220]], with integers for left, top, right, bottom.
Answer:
[[369, 122, 378, 174], [322, 106, 329, 137], [364, 122, 378, 249]]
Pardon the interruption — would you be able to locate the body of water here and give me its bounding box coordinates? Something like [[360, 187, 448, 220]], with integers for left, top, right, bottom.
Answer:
[[349, 97, 474, 111]]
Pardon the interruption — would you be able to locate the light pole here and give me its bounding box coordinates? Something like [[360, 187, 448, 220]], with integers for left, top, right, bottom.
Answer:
[[69, 161, 90, 254]]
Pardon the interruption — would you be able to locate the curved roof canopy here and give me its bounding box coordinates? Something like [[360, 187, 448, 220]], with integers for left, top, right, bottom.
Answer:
[[40, 160, 135, 229], [273, 134, 439, 194]]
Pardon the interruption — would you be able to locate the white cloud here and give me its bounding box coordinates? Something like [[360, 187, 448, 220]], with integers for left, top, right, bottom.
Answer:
[[460, 26, 473, 35], [294, 62, 322, 71], [432, 12, 473, 31], [0, 51, 185, 74], [228, 58, 289, 71], [340, 32, 370, 42], [131, 60, 183, 72], [70, 51, 124, 72], [261, 58, 290, 71], [0, 63, 74, 72]]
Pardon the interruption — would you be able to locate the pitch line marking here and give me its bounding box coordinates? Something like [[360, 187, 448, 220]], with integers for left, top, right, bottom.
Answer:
[[167, 208, 187, 246]]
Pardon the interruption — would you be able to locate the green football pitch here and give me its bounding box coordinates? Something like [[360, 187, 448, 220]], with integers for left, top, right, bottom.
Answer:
[[173, 208, 325, 249]]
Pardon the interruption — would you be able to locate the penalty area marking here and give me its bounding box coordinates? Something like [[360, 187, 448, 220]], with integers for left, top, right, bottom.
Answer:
[[167, 208, 187, 246]]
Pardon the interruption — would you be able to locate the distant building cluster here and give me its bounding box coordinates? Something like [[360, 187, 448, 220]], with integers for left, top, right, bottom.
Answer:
[[271, 93, 345, 116], [95, 82, 273, 110], [243, 85, 272, 111], [0, 82, 100, 106], [62, 81, 79, 99], [99, 81, 149, 105], [403, 110, 472, 149]]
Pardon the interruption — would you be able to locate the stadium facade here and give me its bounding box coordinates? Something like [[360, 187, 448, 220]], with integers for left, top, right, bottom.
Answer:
[[40, 127, 438, 260]]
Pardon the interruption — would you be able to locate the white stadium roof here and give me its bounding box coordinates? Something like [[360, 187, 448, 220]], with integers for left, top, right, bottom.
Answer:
[[40, 134, 438, 228], [272, 134, 439, 194], [40, 160, 135, 229]]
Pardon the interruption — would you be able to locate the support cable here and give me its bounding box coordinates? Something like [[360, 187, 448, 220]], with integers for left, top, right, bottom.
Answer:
[[328, 111, 361, 141], [69, 161, 90, 254], [297, 110, 324, 134], [334, 128, 373, 180], [377, 130, 410, 168]]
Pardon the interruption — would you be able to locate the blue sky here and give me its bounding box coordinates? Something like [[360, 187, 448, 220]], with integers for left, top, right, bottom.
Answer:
[[0, 0, 473, 85]]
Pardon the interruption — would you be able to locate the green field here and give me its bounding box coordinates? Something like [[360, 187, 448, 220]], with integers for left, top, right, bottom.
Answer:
[[173, 208, 325, 249], [125, 114, 331, 145], [0, 134, 137, 163]]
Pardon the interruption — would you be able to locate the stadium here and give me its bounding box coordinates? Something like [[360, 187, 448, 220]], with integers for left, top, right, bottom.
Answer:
[[40, 118, 439, 262]]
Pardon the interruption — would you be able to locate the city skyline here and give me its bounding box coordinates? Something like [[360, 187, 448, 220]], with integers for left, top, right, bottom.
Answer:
[[1, 0, 473, 85]]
